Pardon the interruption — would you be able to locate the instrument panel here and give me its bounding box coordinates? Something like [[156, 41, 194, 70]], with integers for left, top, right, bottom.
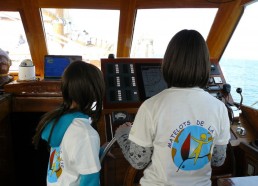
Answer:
[[101, 58, 232, 110]]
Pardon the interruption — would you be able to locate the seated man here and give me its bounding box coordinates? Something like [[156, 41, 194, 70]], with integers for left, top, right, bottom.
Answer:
[[0, 48, 13, 90]]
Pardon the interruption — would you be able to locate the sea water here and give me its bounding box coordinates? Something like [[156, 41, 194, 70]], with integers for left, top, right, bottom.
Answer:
[[220, 59, 258, 109]]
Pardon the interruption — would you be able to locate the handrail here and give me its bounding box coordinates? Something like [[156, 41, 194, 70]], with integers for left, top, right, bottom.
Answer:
[[100, 137, 117, 163]]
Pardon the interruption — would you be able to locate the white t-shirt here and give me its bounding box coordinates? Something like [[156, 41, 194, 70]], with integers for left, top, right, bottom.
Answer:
[[46, 118, 101, 186], [129, 87, 230, 186]]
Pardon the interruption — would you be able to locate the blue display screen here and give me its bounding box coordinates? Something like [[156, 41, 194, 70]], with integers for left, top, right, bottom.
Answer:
[[44, 55, 82, 79]]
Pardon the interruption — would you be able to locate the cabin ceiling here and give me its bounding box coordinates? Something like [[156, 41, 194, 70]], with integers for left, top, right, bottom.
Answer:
[[0, 0, 256, 77]]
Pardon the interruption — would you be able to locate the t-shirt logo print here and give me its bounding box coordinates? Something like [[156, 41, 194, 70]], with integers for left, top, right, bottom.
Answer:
[[169, 125, 213, 172], [47, 147, 63, 182]]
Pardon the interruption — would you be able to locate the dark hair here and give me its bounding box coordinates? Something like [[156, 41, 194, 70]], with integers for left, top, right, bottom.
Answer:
[[162, 29, 210, 88], [33, 61, 105, 148]]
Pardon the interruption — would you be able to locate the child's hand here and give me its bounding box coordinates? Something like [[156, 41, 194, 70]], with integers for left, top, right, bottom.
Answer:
[[115, 122, 132, 138], [116, 122, 132, 130]]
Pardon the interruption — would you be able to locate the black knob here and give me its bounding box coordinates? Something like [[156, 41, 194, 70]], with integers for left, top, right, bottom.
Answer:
[[108, 54, 115, 59], [236, 88, 242, 94], [236, 87, 243, 109], [223, 83, 231, 94]]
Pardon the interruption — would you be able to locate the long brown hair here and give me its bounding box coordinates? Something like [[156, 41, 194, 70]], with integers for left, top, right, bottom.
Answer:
[[33, 61, 105, 148], [162, 29, 210, 88]]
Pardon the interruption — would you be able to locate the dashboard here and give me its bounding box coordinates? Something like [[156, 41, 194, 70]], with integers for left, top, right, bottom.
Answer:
[[101, 58, 232, 109]]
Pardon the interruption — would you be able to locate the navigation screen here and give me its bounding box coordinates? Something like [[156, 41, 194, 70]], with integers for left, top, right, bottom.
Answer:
[[137, 64, 167, 99], [44, 55, 82, 79]]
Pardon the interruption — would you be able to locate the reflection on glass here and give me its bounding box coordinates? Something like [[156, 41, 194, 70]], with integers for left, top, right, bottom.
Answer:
[[220, 2, 258, 108], [131, 8, 217, 58], [41, 9, 120, 68], [0, 11, 31, 71]]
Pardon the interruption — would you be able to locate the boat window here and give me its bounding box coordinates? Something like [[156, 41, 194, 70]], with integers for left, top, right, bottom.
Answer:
[[41, 9, 120, 68], [0, 11, 32, 72], [130, 8, 218, 58], [220, 2, 258, 109]]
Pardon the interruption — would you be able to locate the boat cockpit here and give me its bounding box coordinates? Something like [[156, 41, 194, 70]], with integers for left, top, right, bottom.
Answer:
[[0, 0, 258, 186]]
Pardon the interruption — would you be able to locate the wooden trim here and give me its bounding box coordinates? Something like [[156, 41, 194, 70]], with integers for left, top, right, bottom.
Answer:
[[241, 105, 258, 134], [0, 0, 21, 10], [117, 0, 137, 57], [0, 94, 11, 121], [135, 0, 220, 8], [37, 0, 225, 9], [38, 0, 120, 9], [11, 97, 63, 112], [240, 0, 257, 6], [123, 166, 138, 186], [20, 0, 48, 78], [207, 0, 244, 59], [4, 80, 62, 96]]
